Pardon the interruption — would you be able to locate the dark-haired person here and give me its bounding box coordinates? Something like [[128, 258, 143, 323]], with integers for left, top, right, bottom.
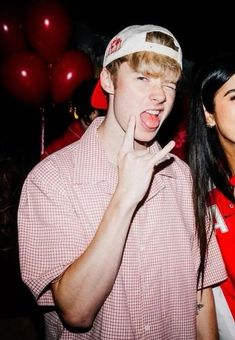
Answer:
[[187, 52, 235, 339]]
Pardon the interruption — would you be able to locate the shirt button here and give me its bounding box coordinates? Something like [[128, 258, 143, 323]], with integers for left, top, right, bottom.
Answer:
[[144, 324, 150, 331], [229, 203, 234, 208]]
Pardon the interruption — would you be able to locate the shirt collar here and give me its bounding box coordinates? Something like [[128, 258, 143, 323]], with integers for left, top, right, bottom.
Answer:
[[74, 117, 115, 185]]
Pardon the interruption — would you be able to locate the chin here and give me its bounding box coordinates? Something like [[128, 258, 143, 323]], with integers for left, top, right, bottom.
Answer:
[[135, 131, 156, 145]]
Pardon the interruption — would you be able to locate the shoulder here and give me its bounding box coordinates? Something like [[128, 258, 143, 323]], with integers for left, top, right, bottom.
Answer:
[[25, 141, 82, 186]]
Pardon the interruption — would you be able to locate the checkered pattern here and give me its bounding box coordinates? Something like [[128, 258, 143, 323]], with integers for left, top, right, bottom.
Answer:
[[18, 117, 226, 339]]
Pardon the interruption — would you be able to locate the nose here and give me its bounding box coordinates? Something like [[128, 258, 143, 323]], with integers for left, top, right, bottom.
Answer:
[[149, 84, 166, 104]]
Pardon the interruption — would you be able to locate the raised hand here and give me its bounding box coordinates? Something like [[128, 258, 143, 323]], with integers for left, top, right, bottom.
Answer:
[[116, 116, 175, 206]]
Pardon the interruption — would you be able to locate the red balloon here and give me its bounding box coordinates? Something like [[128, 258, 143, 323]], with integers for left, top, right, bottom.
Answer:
[[51, 50, 94, 103], [1, 50, 50, 104], [25, 0, 71, 63], [0, 14, 26, 56]]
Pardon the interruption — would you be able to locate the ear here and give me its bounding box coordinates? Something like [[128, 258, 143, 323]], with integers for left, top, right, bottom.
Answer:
[[100, 68, 114, 95], [204, 107, 216, 127]]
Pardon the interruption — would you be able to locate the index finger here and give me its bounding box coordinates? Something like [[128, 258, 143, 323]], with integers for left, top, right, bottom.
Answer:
[[120, 115, 136, 153]]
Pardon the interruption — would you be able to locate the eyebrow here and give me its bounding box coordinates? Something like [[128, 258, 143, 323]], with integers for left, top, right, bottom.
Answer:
[[224, 89, 235, 96]]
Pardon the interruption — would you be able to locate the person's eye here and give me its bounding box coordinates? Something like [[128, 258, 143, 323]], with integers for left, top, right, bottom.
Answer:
[[164, 83, 176, 90], [137, 76, 148, 81]]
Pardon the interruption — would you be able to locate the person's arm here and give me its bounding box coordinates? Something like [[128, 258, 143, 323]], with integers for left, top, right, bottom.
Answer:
[[51, 116, 175, 329], [196, 287, 218, 340]]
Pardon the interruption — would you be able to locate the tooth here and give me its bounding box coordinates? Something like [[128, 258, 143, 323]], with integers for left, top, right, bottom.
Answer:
[[146, 110, 159, 115]]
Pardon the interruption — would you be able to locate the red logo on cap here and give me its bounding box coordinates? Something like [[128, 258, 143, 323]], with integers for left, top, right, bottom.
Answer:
[[107, 38, 122, 57]]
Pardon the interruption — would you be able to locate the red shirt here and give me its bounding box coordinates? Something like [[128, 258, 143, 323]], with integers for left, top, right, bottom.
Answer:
[[210, 179, 235, 320]]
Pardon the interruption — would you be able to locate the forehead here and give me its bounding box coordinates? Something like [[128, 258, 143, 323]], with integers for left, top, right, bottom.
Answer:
[[216, 74, 235, 97]]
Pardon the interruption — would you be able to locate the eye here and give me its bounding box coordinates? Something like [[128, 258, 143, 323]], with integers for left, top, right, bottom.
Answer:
[[163, 83, 176, 91], [137, 76, 149, 81]]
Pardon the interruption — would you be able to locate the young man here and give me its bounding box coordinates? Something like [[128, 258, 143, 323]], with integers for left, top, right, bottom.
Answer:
[[18, 25, 226, 339]]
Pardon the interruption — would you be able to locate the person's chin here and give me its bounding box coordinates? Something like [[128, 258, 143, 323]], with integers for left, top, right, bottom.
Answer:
[[135, 130, 157, 145]]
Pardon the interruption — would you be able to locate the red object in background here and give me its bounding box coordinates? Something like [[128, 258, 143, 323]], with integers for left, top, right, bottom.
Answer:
[[0, 14, 26, 55], [1, 50, 50, 104], [41, 120, 85, 159], [172, 121, 187, 160], [51, 50, 94, 103], [91, 79, 108, 110], [25, 0, 71, 63]]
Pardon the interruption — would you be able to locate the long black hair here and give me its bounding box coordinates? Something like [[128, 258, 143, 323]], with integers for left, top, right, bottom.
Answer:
[[186, 52, 235, 288]]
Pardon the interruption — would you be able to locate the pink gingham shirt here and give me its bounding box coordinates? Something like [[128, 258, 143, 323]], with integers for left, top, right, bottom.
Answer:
[[18, 117, 226, 339]]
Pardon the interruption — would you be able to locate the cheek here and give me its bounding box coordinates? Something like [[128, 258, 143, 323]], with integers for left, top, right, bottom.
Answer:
[[115, 85, 141, 112], [113, 92, 131, 129], [165, 91, 176, 111], [168, 93, 176, 109], [215, 112, 235, 136]]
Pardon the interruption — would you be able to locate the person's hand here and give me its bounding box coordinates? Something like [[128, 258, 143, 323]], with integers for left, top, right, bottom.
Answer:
[[116, 116, 175, 205]]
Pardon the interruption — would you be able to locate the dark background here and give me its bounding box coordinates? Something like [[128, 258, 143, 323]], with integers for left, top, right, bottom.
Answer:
[[63, 0, 235, 64], [2, 0, 234, 64]]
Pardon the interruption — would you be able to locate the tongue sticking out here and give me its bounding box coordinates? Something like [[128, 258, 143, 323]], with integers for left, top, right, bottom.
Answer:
[[140, 112, 160, 130]]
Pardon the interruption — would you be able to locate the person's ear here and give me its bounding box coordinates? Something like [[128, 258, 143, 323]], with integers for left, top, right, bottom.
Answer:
[[100, 68, 114, 95], [204, 107, 216, 128]]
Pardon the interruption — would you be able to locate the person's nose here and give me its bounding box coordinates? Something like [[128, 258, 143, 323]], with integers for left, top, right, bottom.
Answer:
[[149, 84, 166, 104]]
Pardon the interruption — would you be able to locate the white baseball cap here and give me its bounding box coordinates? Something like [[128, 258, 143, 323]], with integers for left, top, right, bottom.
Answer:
[[103, 24, 183, 69]]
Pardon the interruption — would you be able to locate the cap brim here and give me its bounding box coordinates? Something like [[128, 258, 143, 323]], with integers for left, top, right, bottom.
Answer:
[[90, 79, 108, 110]]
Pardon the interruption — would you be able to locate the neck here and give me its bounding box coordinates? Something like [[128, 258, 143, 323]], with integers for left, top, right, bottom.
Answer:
[[98, 110, 149, 165]]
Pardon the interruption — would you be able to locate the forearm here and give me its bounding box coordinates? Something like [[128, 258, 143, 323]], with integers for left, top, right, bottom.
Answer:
[[51, 192, 136, 328], [196, 288, 218, 340]]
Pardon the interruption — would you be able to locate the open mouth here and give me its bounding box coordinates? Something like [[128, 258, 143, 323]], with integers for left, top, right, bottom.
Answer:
[[140, 110, 160, 130]]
